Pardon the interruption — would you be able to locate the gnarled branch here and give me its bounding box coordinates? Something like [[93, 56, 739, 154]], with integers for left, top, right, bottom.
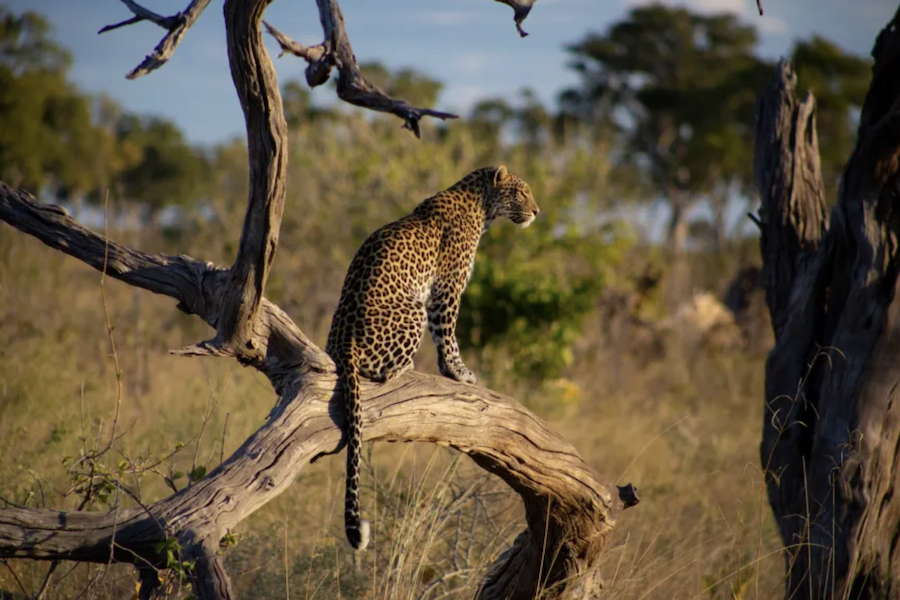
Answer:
[[493, 0, 537, 37], [0, 184, 326, 389], [213, 0, 289, 364], [264, 0, 459, 138], [100, 0, 213, 79]]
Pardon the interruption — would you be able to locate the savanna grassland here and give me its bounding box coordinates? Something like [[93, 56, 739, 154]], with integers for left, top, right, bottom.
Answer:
[[0, 3, 873, 598], [2, 114, 782, 599]]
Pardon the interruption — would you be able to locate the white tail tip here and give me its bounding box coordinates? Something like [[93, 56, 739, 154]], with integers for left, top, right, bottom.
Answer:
[[357, 519, 371, 550]]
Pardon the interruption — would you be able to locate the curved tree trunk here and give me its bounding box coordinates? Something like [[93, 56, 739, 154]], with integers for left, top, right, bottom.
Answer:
[[754, 8, 900, 598]]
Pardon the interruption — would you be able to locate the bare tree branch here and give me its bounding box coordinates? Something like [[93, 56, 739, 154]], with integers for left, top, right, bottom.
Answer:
[[0, 185, 214, 309], [212, 0, 290, 365], [99, 0, 180, 32], [263, 21, 332, 86], [0, 184, 327, 388], [99, 0, 213, 79], [493, 0, 537, 37], [98, 0, 292, 369], [264, 0, 459, 138]]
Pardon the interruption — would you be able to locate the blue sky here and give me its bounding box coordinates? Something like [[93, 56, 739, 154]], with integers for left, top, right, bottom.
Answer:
[[11, 0, 895, 145]]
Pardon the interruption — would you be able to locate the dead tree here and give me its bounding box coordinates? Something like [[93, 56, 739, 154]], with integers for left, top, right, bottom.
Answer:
[[0, 0, 638, 599], [754, 7, 900, 598]]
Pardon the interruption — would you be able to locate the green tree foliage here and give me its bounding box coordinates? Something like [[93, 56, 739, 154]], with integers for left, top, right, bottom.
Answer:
[[562, 4, 772, 251], [0, 6, 98, 194], [791, 36, 871, 192], [0, 5, 206, 218], [111, 114, 208, 214], [456, 131, 631, 382], [467, 97, 514, 157], [459, 221, 627, 382], [282, 80, 335, 128], [0, 5, 67, 72]]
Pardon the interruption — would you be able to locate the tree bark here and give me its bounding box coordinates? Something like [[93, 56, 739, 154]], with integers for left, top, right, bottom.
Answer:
[[754, 8, 900, 598], [0, 0, 635, 597]]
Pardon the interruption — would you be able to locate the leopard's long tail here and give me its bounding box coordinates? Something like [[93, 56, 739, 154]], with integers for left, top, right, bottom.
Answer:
[[339, 354, 371, 550]]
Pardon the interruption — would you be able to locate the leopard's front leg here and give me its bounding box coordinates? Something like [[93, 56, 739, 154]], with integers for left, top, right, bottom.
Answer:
[[427, 282, 476, 385]]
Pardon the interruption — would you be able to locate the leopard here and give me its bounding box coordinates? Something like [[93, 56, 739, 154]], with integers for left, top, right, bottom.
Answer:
[[325, 165, 540, 550]]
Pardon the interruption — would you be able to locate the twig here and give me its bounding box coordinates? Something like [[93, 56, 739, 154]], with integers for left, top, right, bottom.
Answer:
[[493, 0, 538, 37], [99, 0, 213, 79], [0, 558, 29, 598], [100, 190, 125, 453], [220, 412, 230, 465], [0, 495, 25, 509], [263, 17, 458, 138], [97, 487, 123, 592], [190, 370, 233, 486], [34, 559, 60, 599], [748, 211, 764, 231], [99, 0, 179, 33]]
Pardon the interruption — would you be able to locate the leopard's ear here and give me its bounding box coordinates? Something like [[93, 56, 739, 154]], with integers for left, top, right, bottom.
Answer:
[[493, 165, 509, 186]]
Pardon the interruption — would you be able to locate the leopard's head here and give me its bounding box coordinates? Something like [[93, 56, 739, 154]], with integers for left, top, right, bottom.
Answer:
[[485, 166, 540, 228]]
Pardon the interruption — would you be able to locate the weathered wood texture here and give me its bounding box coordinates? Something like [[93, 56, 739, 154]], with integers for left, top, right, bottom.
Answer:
[[216, 0, 288, 363], [755, 8, 900, 599], [99, 0, 214, 79], [0, 0, 633, 598]]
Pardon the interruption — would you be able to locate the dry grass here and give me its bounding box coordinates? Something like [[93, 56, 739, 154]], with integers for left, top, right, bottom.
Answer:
[[0, 125, 788, 600], [0, 225, 786, 600]]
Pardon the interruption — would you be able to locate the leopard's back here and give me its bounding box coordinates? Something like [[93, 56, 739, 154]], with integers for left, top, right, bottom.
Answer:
[[326, 215, 442, 380]]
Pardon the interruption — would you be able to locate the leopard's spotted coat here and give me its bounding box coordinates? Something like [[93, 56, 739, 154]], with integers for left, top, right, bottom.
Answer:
[[325, 166, 540, 549]]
